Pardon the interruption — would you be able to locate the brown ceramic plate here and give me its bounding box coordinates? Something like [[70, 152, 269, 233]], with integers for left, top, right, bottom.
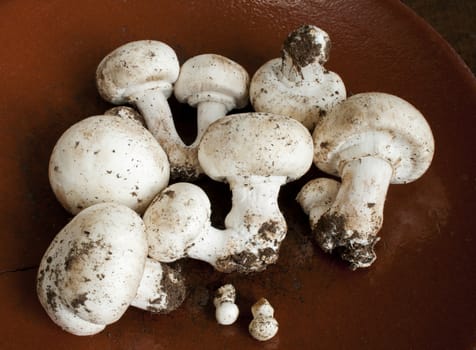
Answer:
[[1, 0, 475, 349]]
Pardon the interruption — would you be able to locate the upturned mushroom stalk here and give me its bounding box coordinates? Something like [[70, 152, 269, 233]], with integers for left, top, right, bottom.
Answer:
[[250, 24, 346, 130], [145, 112, 313, 273], [311, 92, 435, 269], [194, 100, 228, 146]]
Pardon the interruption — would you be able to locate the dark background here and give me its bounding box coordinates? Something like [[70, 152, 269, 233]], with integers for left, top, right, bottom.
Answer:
[[402, 0, 475, 73]]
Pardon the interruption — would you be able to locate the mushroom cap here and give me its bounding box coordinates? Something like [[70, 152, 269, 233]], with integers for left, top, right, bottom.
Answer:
[[96, 40, 180, 104], [37, 203, 147, 335], [198, 112, 314, 182], [144, 182, 211, 262], [296, 177, 340, 216], [49, 114, 170, 214], [250, 57, 346, 129], [313, 92, 435, 184], [174, 53, 250, 110]]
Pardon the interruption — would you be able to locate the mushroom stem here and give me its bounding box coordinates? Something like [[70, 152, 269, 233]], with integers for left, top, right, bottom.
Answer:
[[280, 24, 329, 82], [192, 101, 229, 147], [130, 87, 181, 145], [130, 87, 185, 149], [186, 226, 228, 266], [186, 176, 287, 272], [130, 88, 198, 177], [130, 258, 186, 313], [225, 175, 286, 233], [315, 157, 393, 268], [281, 52, 325, 83]]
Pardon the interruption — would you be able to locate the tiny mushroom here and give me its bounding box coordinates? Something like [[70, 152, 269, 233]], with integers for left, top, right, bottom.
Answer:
[[311, 92, 435, 268], [37, 202, 186, 336], [144, 112, 314, 273], [49, 114, 169, 214], [213, 284, 240, 326], [249, 298, 279, 341], [250, 24, 346, 130]]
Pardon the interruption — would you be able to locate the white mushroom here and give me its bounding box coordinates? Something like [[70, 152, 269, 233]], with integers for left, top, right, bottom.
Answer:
[[174, 53, 250, 147], [249, 298, 279, 341], [95, 40, 190, 177], [250, 24, 346, 130], [311, 92, 435, 268], [49, 114, 169, 214], [213, 284, 239, 325], [144, 112, 313, 273], [36, 202, 186, 336]]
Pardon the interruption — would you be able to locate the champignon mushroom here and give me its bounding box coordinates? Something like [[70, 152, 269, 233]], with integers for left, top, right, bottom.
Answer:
[[49, 114, 169, 214], [213, 284, 239, 325], [174, 53, 250, 147], [249, 298, 279, 341], [144, 112, 313, 273], [250, 24, 346, 130], [311, 92, 435, 268], [36, 202, 186, 336], [95, 40, 190, 176]]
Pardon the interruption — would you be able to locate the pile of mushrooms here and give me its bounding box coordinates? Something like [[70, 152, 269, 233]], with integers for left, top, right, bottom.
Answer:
[[38, 23, 434, 337]]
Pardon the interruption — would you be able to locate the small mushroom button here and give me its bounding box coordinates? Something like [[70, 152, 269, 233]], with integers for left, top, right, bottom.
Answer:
[[249, 298, 279, 341], [213, 284, 239, 326]]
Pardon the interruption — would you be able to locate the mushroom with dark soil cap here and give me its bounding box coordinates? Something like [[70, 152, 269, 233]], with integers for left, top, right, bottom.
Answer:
[[36, 202, 186, 336], [144, 112, 314, 273], [310, 92, 435, 269], [250, 24, 346, 130]]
